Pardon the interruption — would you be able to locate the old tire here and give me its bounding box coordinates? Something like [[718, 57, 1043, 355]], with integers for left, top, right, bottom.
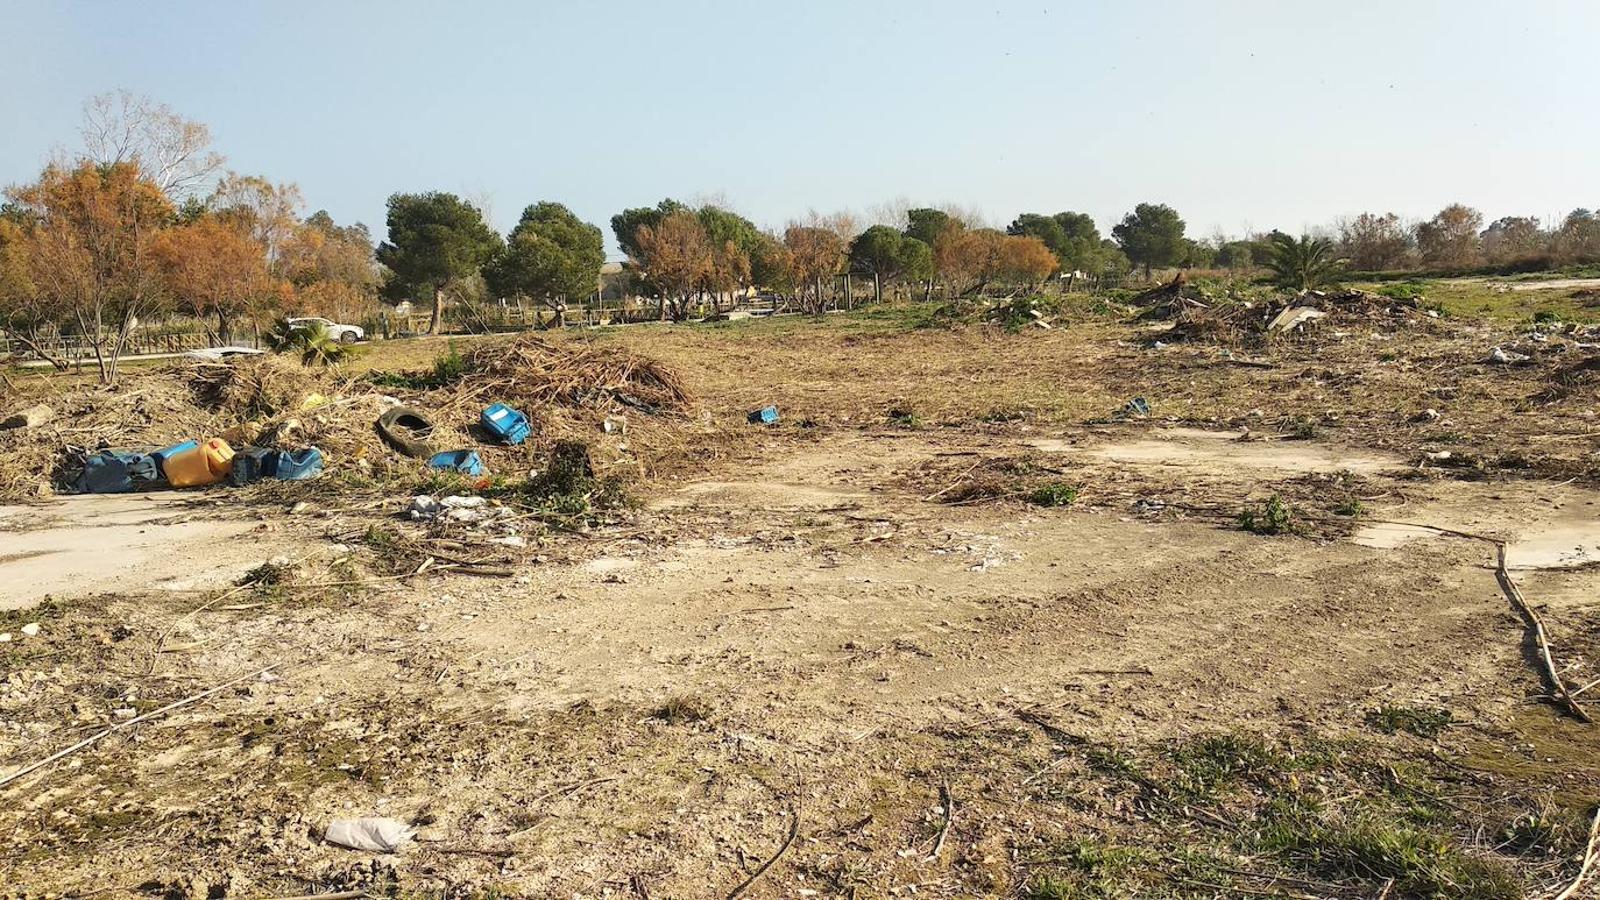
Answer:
[[376, 406, 437, 459]]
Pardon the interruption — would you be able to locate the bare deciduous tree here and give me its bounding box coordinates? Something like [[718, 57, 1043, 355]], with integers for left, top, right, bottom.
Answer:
[[80, 90, 225, 199]]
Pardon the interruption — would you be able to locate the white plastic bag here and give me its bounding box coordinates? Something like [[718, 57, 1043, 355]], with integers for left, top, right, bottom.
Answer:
[[324, 817, 414, 852]]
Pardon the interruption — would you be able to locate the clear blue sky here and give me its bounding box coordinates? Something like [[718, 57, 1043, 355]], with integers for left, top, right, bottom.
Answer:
[[5, 0, 1597, 257]]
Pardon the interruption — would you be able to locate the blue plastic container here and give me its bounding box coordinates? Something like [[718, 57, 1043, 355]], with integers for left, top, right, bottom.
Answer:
[[275, 448, 324, 481], [77, 453, 132, 493], [480, 403, 531, 445], [152, 440, 199, 477], [229, 447, 280, 486], [74, 445, 155, 490], [427, 449, 485, 476], [747, 405, 780, 425]]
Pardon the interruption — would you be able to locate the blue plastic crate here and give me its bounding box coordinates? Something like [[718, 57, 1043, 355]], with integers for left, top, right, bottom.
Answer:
[[746, 405, 780, 425], [480, 403, 531, 445]]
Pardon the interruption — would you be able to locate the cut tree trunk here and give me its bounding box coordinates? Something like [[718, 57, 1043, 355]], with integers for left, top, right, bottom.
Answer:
[[430, 284, 446, 335]]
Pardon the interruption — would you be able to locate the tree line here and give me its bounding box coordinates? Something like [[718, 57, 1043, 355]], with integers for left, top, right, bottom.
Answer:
[[5, 93, 1600, 384], [0, 92, 379, 382]]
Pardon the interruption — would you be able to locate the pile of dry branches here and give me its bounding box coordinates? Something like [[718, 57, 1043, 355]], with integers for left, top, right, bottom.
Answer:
[[1533, 355, 1600, 403], [457, 334, 692, 415], [183, 355, 325, 418]]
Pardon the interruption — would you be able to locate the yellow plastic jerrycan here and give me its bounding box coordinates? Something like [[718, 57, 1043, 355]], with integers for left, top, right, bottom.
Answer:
[[164, 438, 235, 488]]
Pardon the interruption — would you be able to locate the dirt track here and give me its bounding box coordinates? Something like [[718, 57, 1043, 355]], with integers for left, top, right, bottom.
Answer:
[[3, 421, 1597, 896]]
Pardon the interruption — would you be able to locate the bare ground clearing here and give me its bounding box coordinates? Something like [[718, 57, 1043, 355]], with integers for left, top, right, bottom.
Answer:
[[2, 311, 1599, 898]]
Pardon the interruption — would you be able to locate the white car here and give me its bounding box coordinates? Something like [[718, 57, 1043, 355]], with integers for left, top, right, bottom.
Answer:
[[286, 317, 365, 344]]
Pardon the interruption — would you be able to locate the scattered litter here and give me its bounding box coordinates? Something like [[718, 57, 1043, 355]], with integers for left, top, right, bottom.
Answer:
[[1123, 397, 1151, 418], [408, 494, 511, 524], [377, 406, 437, 459], [152, 440, 199, 477], [324, 817, 414, 853], [480, 403, 532, 445], [1487, 346, 1531, 365], [20, 623, 40, 637], [427, 449, 485, 476], [1267, 306, 1327, 333], [163, 439, 235, 488], [747, 405, 780, 425], [74, 450, 145, 494]]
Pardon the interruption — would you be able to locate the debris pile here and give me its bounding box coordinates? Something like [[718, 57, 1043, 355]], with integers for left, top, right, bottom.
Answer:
[[1157, 287, 1442, 346], [0, 334, 699, 502], [1532, 355, 1600, 403], [457, 334, 692, 415], [184, 354, 323, 418], [1132, 274, 1215, 321]]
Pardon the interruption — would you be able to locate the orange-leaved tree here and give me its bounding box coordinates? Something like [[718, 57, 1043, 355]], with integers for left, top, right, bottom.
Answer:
[[0, 217, 72, 371], [8, 161, 174, 384], [634, 210, 712, 321], [783, 226, 844, 315], [997, 234, 1058, 288], [150, 215, 276, 344]]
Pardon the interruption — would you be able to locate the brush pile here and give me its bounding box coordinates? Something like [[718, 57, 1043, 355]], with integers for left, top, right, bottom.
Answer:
[[1133, 275, 1216, 322], [1165, 302, 1266, 345], [184, 355, 324, 418], [1532, 354, 1600, 404], [456, 334, 692, 415]]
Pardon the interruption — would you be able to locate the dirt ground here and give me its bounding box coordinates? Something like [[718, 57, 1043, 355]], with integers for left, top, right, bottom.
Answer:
[[2, 308, 1599, 899]]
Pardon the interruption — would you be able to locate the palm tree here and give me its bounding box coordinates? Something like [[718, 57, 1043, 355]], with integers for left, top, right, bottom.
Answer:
[[1266, 233, 1345, 290], [266, 318, 358, 367]]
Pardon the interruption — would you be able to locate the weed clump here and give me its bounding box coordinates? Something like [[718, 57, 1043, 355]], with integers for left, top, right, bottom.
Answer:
[[650, 695, 712, 724], [240, 557, 296, 588], [1028, 481, 1078, 507], [1334, 497, 1366, 517], [886, 403, 922, 428], [518, 440, 627, 519], [1023, 838, 1153, 899], [1365, 706, 1454, 739], [1284, 415, 1320, 440], [1240, 495, 1294, 535], [1256, 804, 1520, 899]]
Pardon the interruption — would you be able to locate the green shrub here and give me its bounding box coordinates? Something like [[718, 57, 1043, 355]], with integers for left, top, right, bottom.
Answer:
[[1377, 280, 1429, 302], [1028, 481, 1079, 507], [1240, 495, 1293, 535]]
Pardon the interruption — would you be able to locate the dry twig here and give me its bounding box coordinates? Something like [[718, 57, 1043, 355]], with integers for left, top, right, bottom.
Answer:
[[726, 805, 799, 900], [0, 665, 279, 789], [1552, 806, 1600, 900]]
